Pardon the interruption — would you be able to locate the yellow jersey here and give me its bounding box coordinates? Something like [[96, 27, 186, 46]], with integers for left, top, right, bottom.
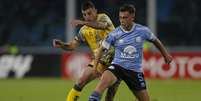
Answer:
[[76, 13, 115, 54]]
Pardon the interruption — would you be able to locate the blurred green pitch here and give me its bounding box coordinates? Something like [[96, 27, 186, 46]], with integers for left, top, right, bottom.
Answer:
[[0, 78, 200, 101]]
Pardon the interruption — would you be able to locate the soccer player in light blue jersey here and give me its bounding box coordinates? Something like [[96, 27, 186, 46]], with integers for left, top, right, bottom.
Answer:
[[88, 4, 173, 101]]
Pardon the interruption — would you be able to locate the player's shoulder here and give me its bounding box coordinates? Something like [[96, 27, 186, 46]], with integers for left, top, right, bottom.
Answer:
[[79, 25, 89, 31], [97, 13, 111, 20], [109, 26, 122, 36], [98, 13, 109, 18], [135, 23, 150, 32], [79, 25, 91, 34]]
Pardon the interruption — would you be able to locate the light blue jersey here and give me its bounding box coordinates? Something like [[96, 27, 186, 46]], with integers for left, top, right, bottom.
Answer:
[[102, 23, 156, 72]]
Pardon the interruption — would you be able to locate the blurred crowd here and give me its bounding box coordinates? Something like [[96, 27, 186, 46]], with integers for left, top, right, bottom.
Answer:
[[157, 0, 201, 46], [0, 0, 65, 46], [0, 0, 200, 47]]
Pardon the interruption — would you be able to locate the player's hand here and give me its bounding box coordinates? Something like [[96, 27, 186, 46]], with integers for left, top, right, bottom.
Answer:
[[164, 54, 173, 64], [71, 20, 85, 27], [93, 69, 101, 77], [52, 39, 64, 48]]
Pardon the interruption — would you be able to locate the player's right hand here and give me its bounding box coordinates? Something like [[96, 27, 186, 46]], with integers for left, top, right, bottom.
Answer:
[[71, 19, 85, 27], [52, 39, 64, 48], [93, 68, 102, 78], [165, 54, 173, 64]]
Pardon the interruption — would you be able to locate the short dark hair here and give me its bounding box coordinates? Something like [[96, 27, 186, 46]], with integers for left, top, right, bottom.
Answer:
[[120, 4, 136, 15], [81, 1, 95, 11]]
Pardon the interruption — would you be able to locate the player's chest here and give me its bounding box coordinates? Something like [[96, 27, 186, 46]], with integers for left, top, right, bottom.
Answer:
[[83, 28, 104, 40], [115, 32, 144, 47], [83, 29, 97, 38]]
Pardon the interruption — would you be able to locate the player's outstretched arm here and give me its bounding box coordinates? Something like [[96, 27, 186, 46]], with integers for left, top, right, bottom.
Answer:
[[71, 19, 110, 30], [52, 39, 79, 51], [93, 46, 104, 71], [151, 38, 173, 64]]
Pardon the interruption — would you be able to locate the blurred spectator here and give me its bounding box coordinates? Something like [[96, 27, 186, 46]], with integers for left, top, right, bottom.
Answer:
[[0, 0, 201, 47], [0, 0, 65, 46], [158, 0, 201, 46]]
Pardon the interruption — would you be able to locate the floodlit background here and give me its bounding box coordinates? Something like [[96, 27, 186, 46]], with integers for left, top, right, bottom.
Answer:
[[0, 0, 201, 101]]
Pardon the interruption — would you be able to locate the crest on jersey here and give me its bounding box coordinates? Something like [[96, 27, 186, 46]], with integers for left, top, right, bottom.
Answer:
[[121, 45, 139, 58], [118, 39, 124, 44], [108, 65, 115, 70], [135, 36, 142, 43]]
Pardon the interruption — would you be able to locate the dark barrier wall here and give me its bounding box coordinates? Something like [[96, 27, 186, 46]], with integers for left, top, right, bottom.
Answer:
[[1, 51, 201, 79], [0, 54, 61, 78], [25, 54, 61, 77], [62, 52, 201, 79]]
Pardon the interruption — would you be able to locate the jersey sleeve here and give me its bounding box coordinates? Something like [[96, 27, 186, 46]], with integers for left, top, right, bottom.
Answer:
[[102, 32, 115, 50], [75, 28, 85, 42], [143, 28, 157, 41], [98, 14, 113, 27]]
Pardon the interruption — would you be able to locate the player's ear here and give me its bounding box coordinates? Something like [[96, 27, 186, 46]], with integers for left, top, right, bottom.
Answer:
[[132, 14, 135, 21], [94, 8, 97, 14]]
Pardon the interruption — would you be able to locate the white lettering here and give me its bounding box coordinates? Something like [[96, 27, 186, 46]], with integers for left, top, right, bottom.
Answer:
[[13, 55, 33, 78], [175, 57, 188, 78], [157, 57, 177, 78], [144, 57, 158, 77], [143, 55, 201, 79], [0, 55, 14, 78], [66, 53, 90, 80], [188, 57, 201, 78], [0, 55, 33, 79]]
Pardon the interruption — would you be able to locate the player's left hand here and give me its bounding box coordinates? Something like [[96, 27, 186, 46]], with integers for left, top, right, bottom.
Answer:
[[164, 54, 173, 64], [71, 20, 85, 27], [93, 69, 102, 77], [52, 39, 64, 48]]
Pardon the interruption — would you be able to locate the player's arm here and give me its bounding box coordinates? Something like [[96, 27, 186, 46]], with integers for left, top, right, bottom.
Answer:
[[93, 46, 104, 70], [94, 34, 114, 70], [82, 20, 110, 30], [72, 14, 112, 30], [151, 38, 173, 64], [71, 20, 110, 30], [52, 38, 80, 51]]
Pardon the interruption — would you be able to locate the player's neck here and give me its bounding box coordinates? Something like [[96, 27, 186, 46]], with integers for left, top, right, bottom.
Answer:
[[126, 24, 133, 31], [120, 22, 135, 33], [94, 15, 98, 21]]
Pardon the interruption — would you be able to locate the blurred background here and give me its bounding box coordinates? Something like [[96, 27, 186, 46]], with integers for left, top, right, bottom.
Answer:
[[0, 0, 201, 47], [0, 0, 201, 101]]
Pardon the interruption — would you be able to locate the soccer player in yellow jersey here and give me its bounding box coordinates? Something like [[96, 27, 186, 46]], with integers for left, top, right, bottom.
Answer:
[[53, 1, 120, 101]]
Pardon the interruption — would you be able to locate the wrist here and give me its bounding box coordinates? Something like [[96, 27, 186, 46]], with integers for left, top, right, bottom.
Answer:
[[82, 21, 88, 25]]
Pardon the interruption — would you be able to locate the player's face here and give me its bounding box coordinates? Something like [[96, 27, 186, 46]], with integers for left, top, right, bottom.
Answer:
[[82, 8, 97, 21], [119, 11, 134, 30]]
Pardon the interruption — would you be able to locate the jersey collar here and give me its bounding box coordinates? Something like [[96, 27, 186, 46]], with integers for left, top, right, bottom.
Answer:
[[120, 23, 136, 33]]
